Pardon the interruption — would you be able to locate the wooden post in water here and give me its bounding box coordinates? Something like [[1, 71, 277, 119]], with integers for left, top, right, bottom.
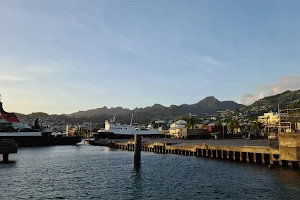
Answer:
[[134, 134, 141, 168], [2, 153, 8, 163]]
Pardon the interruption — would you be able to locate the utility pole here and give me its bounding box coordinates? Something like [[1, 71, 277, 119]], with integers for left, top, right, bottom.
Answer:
[[222, 118, 225, 139]]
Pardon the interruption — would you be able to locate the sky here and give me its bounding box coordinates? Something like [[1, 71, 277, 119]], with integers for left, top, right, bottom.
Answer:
[[1, 0, 300, 114]]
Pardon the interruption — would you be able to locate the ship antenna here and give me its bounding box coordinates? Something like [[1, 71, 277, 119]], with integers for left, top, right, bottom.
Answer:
[[130, 113, 133, 126]]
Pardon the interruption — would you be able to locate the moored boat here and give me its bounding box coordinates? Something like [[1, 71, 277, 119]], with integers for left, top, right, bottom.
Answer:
[[93, 115, 164, 139], [0, 98, 81, 146]]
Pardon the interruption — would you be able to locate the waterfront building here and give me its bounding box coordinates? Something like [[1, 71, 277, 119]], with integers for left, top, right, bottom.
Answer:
[[169, 120, 187, 137], [168, 120, 210, 139], [258, 110, 281, 127]]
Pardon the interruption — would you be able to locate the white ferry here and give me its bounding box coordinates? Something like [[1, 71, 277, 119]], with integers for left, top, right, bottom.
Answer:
[[93, 115, 163, 139]]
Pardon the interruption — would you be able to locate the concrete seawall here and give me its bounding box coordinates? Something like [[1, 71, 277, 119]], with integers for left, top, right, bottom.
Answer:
[[90, 138, 300, 169]]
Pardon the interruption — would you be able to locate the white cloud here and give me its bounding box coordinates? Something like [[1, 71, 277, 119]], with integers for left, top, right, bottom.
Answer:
[[259, 76, 300, 95], [25, 65, 58, 75], [183, 55, 226, 72], [238, 76, 300, 105], [199, 56, 227, 69], [81, 12, 111, 33], [238, 93, 265, 105], [0, 75, 32, 83], [0, 64, 58, 83], [63, 10, 86, 30]]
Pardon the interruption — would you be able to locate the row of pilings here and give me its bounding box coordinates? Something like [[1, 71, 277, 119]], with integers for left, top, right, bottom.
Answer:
[[96, 140, 300, 169]]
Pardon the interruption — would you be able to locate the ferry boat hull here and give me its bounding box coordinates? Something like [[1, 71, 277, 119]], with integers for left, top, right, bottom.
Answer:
[[0, 99, 81, 147], [93, 132, 164, 139], [0, 133, 82, 147], [94, 115, 164, 139]]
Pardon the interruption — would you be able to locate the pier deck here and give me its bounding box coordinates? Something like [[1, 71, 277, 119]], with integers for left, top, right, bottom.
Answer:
[[90, 138, 299, 168]]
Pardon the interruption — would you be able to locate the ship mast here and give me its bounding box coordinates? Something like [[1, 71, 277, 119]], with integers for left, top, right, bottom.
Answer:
[[130, 113, 133, 126], [89, 121, 92, 137], [278, 104, 281, 134]]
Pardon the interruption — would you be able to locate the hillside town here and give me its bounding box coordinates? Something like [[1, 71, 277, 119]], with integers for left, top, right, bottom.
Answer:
[[23, 107, 300, 140]]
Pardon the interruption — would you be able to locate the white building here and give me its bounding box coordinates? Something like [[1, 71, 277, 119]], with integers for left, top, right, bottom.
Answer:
[[258, 111, 283, 127], [169, 120, 187, 136]]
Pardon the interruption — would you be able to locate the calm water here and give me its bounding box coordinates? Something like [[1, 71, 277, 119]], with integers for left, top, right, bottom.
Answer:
[[1, 145, 300, 200]]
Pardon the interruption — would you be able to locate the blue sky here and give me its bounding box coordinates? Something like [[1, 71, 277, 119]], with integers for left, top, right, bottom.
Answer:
[[1, 0, 300, 114]]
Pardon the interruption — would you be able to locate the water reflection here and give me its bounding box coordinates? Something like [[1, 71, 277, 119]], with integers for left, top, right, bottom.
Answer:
[[131, 167, 143, 199], [0, 160, 16, 165]]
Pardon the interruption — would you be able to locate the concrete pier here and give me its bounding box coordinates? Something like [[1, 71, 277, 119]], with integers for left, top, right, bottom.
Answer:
[[0, 139, 18, 163], [90, 135, 300, 169]]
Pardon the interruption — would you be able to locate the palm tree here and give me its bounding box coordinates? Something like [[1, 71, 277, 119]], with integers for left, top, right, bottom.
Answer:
[[201, 122, 208, 129], [185, 117, 196, 129]]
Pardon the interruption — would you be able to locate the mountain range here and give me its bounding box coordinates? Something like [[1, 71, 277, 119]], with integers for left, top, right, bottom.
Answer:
[[16, 90, 300, 126], [69, 96, 245, 118]]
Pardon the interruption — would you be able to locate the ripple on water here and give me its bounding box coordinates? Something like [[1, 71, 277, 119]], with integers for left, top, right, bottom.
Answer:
[[0, 145, 300, 200]]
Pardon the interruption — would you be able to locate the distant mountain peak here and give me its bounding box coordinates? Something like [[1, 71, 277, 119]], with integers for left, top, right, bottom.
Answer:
[[152, 103, 163, 108], [69, 95, 244, 118], [203, 96, 217, 100], [198, 96, 219, 104]]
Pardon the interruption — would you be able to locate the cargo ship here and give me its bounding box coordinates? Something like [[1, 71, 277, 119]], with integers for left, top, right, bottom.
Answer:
[[0, 98, 81, 147]]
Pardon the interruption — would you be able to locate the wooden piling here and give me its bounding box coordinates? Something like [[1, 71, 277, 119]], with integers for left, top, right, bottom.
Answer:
[[134, 134, 141, 168], [2, 154, 8, 163]]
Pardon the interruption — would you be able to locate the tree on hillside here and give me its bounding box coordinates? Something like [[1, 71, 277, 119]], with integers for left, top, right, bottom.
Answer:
[[227, 121, 235, 133], [251, 121, 264, 132], [234, 119, 239, 129], [151, 120, 156, 126], [227, 119, 239, 133]]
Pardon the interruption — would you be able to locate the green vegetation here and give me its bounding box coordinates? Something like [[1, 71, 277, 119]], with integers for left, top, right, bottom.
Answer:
[[227, 119, 239, 133], [240, 90, 300, 114], [214, 121, 222, 127], [251, 121, 264, 132], [185, 117, 197, 129]]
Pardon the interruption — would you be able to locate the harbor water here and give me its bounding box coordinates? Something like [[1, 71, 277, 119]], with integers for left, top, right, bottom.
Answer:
[[1, 145, 300, 200]]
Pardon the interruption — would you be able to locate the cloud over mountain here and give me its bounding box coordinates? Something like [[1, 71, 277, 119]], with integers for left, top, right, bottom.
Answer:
[[238, 93, 265, 105], [238, 76, 300, 105]]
